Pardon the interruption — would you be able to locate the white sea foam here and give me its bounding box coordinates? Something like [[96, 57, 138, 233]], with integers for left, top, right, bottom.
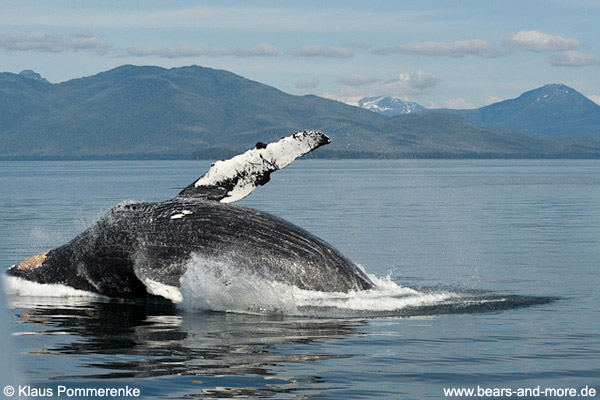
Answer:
[[179, 253, 298, 313], [293, 274, 456, 312], [2, 275, 103, 309], [4, 257, 461, 316], [178, 254, 459, 316], [2, 275, 101, 299]]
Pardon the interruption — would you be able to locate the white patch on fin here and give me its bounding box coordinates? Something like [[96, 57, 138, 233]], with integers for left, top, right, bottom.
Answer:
[[178, 130, 330, 203], [170, 210, 192, 219], [143, 278, 183, 303]]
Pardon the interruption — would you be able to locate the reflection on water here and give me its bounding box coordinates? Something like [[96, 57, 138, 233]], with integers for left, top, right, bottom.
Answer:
[[10, 298, 365, 388], [6, 291, 556, 398]]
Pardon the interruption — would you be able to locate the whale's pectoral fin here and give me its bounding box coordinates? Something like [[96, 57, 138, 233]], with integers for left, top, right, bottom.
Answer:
[[177, 130, 330, 203]]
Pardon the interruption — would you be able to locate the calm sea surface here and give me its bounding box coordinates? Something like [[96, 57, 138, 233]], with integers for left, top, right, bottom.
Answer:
[[1, 159, 599, 399]]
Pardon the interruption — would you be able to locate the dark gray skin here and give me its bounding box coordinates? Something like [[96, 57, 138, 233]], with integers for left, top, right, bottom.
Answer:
[[8, 198, 374, 298]]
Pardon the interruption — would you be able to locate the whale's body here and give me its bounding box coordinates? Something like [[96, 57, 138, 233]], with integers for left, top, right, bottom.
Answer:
[[7, 131, 374, 300]]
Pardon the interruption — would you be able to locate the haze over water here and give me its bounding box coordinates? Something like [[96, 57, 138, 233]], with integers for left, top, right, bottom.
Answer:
[[1, 159, 599, 399]]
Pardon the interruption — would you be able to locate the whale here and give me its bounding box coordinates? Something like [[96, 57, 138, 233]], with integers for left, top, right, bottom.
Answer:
[[7, 131, 374, 301]]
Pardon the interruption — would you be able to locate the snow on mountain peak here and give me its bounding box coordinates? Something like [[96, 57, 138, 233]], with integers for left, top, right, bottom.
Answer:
[[358, 96, 427, 116]]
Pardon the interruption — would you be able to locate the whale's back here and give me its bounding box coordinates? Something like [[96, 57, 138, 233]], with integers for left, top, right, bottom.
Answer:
[[117, 199, 374, 293]]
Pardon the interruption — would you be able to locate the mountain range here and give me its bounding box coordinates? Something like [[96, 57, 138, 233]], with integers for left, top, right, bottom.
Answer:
[[359, 84, 600, 138], [1, 65, 600, 159]]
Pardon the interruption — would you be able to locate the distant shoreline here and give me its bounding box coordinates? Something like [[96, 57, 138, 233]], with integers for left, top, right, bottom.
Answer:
[[3, 153, 600, 161]]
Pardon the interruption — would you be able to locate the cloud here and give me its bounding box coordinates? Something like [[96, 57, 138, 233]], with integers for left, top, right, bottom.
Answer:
[[504, 30, 580, 52], [295, 78, 318, 89], [125, 42, 279, 58], [444, 97, 475, 109], [0, 31, 112, 54], [290, 45, 353, 58], [397, 70, 441, 90], [0, 30, 280, 59], [551, 50, 600, 67], [588, 95, 600, 105], [336, 70, 441, 98], [338, 74, 378, 86], [372, 39, 504, 58], [485, 96, 502, 106]]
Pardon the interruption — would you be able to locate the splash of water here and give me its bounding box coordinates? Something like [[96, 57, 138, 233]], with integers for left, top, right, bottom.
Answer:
[[3, 276, 101, 298], [3, 255, 554, 317], [179, 253, 298, 314], [178, 254, 461, 316]]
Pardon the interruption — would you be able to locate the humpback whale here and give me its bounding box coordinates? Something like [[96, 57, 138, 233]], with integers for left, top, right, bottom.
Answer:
[[7, 131, 374, 300]]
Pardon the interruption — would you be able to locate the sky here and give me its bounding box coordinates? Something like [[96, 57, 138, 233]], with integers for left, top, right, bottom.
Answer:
[[1, 0, 599, 108]]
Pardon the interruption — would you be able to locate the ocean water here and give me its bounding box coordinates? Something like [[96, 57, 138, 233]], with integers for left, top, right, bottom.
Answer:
[[0, 159, 599, 399]]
